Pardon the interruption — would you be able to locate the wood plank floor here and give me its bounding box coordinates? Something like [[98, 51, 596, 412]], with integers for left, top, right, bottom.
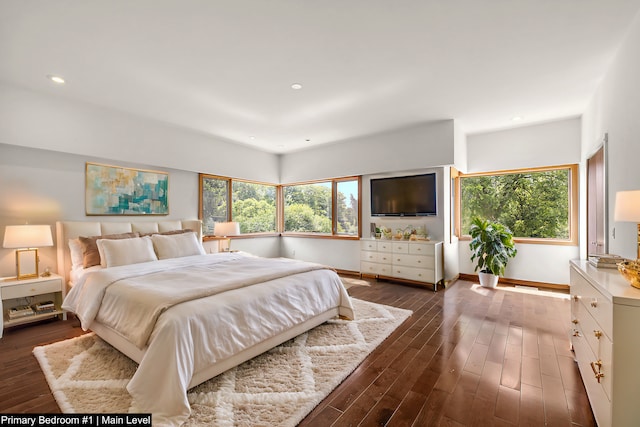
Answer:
[[0, 278, 595, 426]]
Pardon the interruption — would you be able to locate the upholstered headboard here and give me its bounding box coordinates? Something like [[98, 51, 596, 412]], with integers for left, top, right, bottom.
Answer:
[[55, 219, 202, 286]]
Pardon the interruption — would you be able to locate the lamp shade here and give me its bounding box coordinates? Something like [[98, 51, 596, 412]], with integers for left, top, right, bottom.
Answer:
[[3, 225, 54, 249], [213, 222, 240, 237], [614, 190, 640, 222]]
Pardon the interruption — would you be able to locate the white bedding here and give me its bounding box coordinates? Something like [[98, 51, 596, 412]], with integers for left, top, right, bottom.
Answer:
[[62, 252, 354, 426]]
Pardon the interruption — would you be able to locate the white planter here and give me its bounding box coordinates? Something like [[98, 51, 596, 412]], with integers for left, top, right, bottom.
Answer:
[[479, 271, 499, 288]]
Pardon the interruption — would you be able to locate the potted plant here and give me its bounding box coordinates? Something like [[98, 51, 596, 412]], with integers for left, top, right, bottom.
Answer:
[[469, 217, 517, 288]]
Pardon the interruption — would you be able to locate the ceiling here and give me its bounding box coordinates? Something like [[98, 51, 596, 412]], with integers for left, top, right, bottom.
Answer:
[[2, 1, 640, 154]]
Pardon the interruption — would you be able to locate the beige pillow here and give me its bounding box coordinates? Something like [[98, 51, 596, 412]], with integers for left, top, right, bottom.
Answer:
[[68, 238, 84, 268], [151, 232, 205, 260], [96, 236, 158, 268], [78, 232, 139, 268]]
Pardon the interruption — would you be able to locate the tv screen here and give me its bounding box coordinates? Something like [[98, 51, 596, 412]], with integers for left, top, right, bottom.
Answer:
[[370, 173, 437, 216]]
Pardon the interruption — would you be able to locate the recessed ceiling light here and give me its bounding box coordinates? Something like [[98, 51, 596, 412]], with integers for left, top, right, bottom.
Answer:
[[511, 116, 523, 121], [291, 83, 302, 90], [47, 75, 65, 84], [249, 136, 256, 140]]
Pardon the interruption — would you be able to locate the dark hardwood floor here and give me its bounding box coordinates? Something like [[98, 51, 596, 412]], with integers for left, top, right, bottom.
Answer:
[[0, 278, 595, 426]]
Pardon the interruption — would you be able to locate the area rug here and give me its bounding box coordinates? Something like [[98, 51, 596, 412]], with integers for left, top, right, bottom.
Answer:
[[33, 298, 411, 426]]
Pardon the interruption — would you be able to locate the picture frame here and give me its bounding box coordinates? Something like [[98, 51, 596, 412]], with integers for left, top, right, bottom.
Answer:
[[85, 162, 169, 215]]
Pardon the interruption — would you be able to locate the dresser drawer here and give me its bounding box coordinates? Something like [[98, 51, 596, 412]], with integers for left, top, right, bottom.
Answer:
[[377, 241, 393, 253], [391, 242, 409, 253], [575, 305, 613, 399], [572, 327, 612, 427], [361, 261, 381, 275], [2, 279, 62, 299], [361, 261, 393, 275], [571, 268, 613, 339], [409, 243, 434, 256], [393, 254, 435, 269], [361, 251, 379, 263], [361, 240, 377, 251], [392, 265, 435, 283]]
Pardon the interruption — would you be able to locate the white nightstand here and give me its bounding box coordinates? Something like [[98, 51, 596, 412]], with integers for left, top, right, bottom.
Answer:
[[0, 273, 66, 337]]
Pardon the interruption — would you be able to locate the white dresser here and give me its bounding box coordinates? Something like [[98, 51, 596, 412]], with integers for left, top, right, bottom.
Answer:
[[569, 260, 640, 427], [361, 239, 443, 291]]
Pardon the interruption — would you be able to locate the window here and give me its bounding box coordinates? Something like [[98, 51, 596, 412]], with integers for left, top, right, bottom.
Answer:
[[200, 174, 360, 238], [283, 177, 360, 237], [457, 165, 578, 243], [200, 175, 229, 235], [232, 180, 277, 233], [200, 175, 277, 235]]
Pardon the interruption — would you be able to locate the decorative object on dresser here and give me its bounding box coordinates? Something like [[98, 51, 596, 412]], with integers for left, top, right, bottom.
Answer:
[[468, 217, 517, 288], [588, 253, 623, 269], [213, 221, 240, 251], [0, 273, 65, 338], [570, 260, 640, 427], [360, 239, 443, 291], [2, 224, 54, 279], [85, 162, 169, 215]]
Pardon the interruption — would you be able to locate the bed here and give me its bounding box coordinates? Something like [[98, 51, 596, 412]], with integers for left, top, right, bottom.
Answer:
[[56, 220, 354, 426]]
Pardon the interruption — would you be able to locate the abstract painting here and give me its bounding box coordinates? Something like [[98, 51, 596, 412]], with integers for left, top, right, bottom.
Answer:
[[85, 162, 169, 215]]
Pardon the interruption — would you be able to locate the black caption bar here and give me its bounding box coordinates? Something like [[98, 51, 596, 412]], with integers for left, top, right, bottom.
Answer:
[[0, 414, 152, 427]]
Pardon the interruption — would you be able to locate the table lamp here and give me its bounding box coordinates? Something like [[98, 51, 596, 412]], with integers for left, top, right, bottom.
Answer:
[[214, 221, 240, 252], [614, 190, 640, 259], [3, 224, 54, 279]]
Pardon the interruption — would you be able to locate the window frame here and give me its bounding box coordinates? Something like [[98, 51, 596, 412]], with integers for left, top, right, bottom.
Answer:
[[281, 176, 362, 240], [455, 164, 578, 245], [199, 174, 362, 240], [199, 174, 279, 238]]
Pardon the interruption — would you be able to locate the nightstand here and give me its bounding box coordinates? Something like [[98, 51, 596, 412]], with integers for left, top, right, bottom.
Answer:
[[1, 273, 66, 338]]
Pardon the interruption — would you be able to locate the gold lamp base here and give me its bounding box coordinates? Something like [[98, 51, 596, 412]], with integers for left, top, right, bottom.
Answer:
[[15, 248, 40, 280]]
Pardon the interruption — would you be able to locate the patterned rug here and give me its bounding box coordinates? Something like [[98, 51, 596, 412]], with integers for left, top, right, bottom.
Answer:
[[33, 298, 411, 426]]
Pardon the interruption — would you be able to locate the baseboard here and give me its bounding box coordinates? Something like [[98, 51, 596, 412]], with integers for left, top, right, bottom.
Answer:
[[335, 269, 360, 277], [458, 273, 569, 292]]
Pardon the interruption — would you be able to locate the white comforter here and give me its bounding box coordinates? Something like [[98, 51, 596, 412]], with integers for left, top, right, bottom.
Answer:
[[63, 252, 354, 426]]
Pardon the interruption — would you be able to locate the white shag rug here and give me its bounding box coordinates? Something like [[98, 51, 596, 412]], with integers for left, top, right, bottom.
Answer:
[[33, 298, 411, 426]]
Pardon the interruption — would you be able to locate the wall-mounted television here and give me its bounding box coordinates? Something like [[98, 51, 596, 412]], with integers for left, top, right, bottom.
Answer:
[[370, 173, 437, 217]]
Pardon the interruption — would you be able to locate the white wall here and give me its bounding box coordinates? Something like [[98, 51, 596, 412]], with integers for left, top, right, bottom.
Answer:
[[0, 143, 198, 276], [463, 118, 582, 284], [0, 83, 279, 183], [582, 10, 640, 260], [279, 120, 455, 182], [0, 82, 282, 277], [466, 118, 581, 172], [277, 121, 459, 278]]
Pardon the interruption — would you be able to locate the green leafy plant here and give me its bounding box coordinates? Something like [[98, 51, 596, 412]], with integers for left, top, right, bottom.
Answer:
[[469, 217, 517, 276]]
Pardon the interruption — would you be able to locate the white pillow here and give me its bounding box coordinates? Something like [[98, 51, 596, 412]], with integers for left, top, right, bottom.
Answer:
[[68, 238, 84, 268], [151, 232, 205, 260], [96, 236, 158, 268]]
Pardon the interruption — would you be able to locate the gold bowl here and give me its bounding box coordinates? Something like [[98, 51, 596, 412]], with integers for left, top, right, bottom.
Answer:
[[618, 260, 640, 289]]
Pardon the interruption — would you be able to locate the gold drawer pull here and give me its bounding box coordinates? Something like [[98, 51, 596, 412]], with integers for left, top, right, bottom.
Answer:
[[573, 295, 579, 302], [572, 319, 579, 324], [590, 360, 604, 383], [594, 330, 603, 339], [590, 299, 598, 308], [573, 330, 581, 337]]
